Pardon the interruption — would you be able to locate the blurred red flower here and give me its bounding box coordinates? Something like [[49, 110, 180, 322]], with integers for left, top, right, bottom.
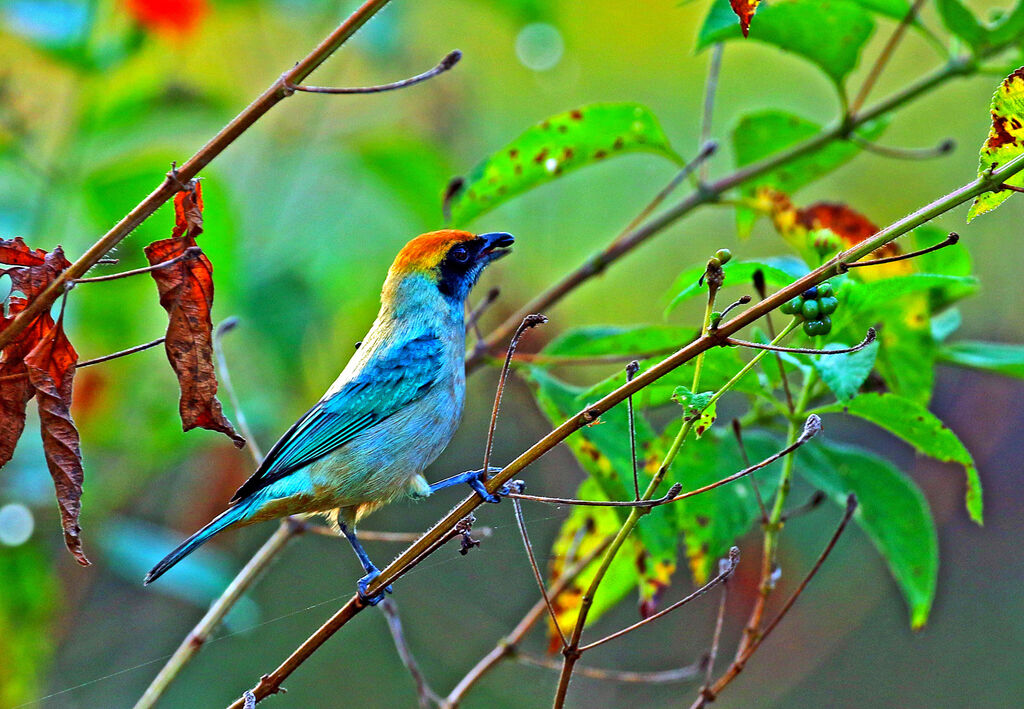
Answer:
[[124, 0, 207, 37]]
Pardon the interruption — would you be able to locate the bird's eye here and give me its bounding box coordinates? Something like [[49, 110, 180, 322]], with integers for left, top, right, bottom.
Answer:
[[451, 245, 469, 263]]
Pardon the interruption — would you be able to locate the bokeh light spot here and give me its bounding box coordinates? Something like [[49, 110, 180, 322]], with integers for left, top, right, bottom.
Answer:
[[0, 503, 34, 546], [515, 23, 564, 72]]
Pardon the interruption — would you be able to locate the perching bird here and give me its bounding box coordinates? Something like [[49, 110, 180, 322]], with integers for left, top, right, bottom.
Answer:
[[145, 229, 515, 603]]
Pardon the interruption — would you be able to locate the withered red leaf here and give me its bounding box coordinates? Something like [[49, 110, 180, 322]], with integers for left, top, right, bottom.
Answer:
[[799, 201, 901, 262], [730, 0, 761, 36], [145, 184, 244, 448], [24, 313, 88, 566]]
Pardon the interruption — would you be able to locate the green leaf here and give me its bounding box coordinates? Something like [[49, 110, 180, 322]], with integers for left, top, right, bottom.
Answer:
[[731, 110, 886, 236], [0, 544, 56, 707], [665, 260, 797, 314], [697, 0, 875, 85], [798, 441, 938, 628], [672, 386, 717, 437], [446, 103, 682, 226], [815, 392, 983, 524], [543, 325, 693, 359], [850, 0, 913, 21], [936, 0, 1024, 53], [930, 308, 963, 342], [672, 431, 782, 583], [811, 338, 880, 402], [844, 274, 978, 313], [938, 340, 1024, 378], [968, 68, 1024, 221], [528, 368, 679, 587]]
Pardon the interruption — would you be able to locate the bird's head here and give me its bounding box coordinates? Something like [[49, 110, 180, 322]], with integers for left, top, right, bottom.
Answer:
[[384, 230, 514, 307]]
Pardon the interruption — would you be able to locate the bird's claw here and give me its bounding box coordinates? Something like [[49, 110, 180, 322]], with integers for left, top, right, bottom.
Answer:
[[467, 470, 524, 504], [357, 567, 392, 606]]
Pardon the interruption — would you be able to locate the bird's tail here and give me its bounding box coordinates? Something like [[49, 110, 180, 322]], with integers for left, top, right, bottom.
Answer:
[[144, 501, 252, 585]]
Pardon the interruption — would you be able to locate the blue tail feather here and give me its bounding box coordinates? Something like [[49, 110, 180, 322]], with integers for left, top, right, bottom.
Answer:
[[144, 502, 251, 585]]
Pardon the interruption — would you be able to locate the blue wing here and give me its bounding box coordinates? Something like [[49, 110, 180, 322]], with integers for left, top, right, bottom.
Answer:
[[230, 332, 445, 503]]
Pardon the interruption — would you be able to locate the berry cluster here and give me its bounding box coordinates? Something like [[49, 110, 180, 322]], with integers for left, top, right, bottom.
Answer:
[[780, 282, 838, 336]]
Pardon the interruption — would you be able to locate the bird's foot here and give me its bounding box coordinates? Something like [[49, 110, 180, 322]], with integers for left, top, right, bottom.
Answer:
[[357, 566, 393, 606], [467, 469, 524, 504]]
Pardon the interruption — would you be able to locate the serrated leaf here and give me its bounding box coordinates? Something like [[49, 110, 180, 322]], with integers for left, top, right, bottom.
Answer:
[[446, 103, 682, 226], [698, 0, 875, 85], [815, 392, 983, 524], [968, 67, 1024, 221], [798, 441, 938, 628], [672, 386, 717, 437], [938, 340, 1024, 378], [543, 325, 693, 359], [811, 338, 880, 402]]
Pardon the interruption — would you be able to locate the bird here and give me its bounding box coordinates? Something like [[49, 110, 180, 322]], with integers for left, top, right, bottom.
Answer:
[[144, 229, 516, 604]]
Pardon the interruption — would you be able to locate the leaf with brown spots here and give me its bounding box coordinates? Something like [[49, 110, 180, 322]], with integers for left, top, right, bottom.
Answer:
[[968, 67, 1024, 221], [444, 103, 683, 226], [145, 184, 243, 447], [24, 312, 88, 565]]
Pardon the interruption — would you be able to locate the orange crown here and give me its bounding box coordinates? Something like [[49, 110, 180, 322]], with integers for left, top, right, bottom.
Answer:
[[389, 229, 476, 276]]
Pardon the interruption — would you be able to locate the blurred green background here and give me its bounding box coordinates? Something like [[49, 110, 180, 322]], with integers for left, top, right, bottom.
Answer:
[[1, 0, 1023, 706]]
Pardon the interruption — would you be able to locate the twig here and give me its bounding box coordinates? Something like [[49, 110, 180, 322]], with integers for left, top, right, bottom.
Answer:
[[226, 150, 1024, 706], [850, 0, 928, 114], [626, 360, 641, 500], [507, 482, 682, 508], [753, 269, 794, 412], [78, 337, 166, 368], [726, 328, 876, 355], [732, 419, 767, 522], [699, 44, 724, 182], [214, 317, 262, 464], [516, 653, 705, 684], [73, 247, 202, 284], [286, 50, 461, 94], [841, 232, 959, 271], [511, 496, 568, 649], [852, 135, 955, 160], [379, 598, 441, 708], [695, 496, 858, 707], [579, 547, 739, 653], [701, 558, 730, 697], [466, 287, 499, 331], [303, 525, 455, 543], [482, 314, 547, 478], [0, 0, 399, 354], [780, 490, 827, 522]]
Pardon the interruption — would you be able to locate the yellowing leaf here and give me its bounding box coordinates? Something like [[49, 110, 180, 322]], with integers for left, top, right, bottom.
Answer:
[[968, 67, 1024, 221]]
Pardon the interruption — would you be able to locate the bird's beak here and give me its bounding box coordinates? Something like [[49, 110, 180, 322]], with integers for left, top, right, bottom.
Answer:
[[477, 232, 515, 263]]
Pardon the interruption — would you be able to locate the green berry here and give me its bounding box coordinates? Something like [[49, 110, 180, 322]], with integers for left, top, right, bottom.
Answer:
[[803, 319, 821, 336], [819, 296, 838, 315], [802, 286, 818, 300], [780, 296, 803, 315], [714, 248, 732, 265], [818, 281, 833, 298], [802, 299, 821, 320], [818, 315, 832, 334]]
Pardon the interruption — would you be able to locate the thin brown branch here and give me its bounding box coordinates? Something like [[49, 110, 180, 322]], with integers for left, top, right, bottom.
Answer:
[[73, 247, 202, 284], [851, 135, 955, 160], [579, 547, 739, 653], [78, 337, 166, 368], [286, 50, 461, 94], [506, 482, 682, 508], [517, 652, 705, 684], [466, 287, 499, 331], [732, 419, 768, 522], [850, 0, 927, 114], [0, 0, 398, 354], [841, 232, 959, 271], [379, 598, 441, 708], [511, 496, 569, 649], [753, 269, 794, 413], [701, 558, 730, 696], [726, 328, 876, 355], [695, 495, 858, 708], [302, 525, 461, 543], [226, 150, 1024, 706], [699, 44, 724, 182]]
